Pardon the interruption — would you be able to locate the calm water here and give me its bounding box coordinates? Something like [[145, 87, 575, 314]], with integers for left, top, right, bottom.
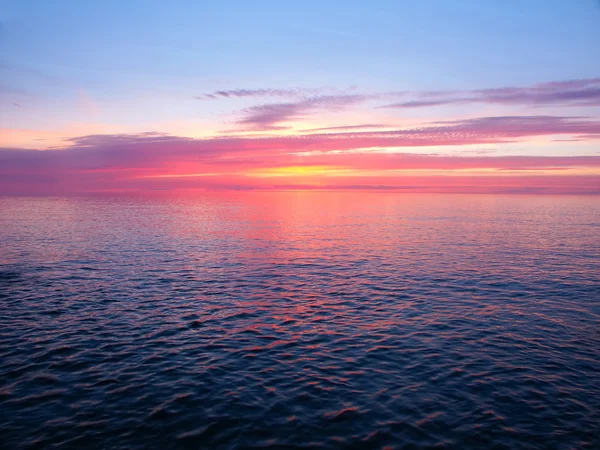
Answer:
[[1, 192, 599, 449]]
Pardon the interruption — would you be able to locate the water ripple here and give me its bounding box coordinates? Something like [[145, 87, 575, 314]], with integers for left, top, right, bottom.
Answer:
[[0, 193, 599, 449]]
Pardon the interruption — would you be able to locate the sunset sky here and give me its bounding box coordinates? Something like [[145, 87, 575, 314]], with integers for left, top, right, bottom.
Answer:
[[1, 0, 600, 194]]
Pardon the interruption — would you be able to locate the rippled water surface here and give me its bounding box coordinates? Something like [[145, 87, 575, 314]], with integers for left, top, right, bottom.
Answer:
[[1, 192, 599, 449]]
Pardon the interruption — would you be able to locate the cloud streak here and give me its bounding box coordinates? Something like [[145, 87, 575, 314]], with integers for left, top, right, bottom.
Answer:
[[197, 78, 600, 114], [384, 78, 600, 109], [300, 124, 389, 132], [196, 88, 324, 100], [237, 95, 370, 130]]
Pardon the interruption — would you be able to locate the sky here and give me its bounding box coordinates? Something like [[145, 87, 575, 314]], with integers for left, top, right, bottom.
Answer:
[[1, 0, 600, 194]]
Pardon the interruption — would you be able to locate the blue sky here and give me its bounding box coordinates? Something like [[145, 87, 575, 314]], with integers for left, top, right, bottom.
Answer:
[[2, 1, 599, 121]]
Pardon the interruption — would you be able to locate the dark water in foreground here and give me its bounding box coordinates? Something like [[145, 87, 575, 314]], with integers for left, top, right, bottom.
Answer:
[[1, 192, 599, 449]]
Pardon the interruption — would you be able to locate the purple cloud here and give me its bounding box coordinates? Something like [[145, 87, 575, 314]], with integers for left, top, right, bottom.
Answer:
[[196, 88, 324, 100], [387, 99, 468, 108], [383, 78, 600, 109], [237, 94, 369, 130]]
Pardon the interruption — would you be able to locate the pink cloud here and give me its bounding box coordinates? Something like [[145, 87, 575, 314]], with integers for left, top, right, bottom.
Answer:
[[300, 124, 389, 132], [1, 114, 599, 194]]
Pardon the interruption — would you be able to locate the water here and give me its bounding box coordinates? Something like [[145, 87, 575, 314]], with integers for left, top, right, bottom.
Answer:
[[1, 192, 599, 449]]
